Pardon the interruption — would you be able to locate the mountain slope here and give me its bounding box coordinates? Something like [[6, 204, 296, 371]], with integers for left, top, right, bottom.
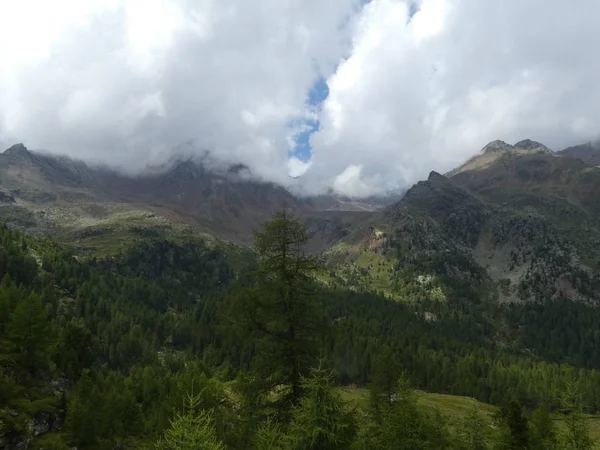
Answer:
[[559, 141, 600, 167], [0, 144, 374, 253], [329, 139, 600, 304]]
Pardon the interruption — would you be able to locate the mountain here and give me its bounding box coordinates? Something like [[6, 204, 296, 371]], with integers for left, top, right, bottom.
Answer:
[[446, 139, 552, 177], [0, 144, 375, 253], [5, 139, 600, 303], [5, 140, 600, 448], [558, 141, 600, 167], [328, 139, 600, 304]]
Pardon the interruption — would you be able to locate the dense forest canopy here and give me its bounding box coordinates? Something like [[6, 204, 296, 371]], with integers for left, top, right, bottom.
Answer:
[[0, 213, 599, 449]]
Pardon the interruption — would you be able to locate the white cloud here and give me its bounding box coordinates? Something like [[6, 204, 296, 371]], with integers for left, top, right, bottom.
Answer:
[[307, 0, 600, 195], [2, 0, 600, 197], [287, 157, 312, 179], [0, 0, 360, 183], [333, 165, 386, 198]]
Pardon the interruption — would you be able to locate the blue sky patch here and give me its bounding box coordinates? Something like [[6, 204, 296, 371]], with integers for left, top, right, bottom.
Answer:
[[288, 76, 330, 162], [408, 0, 420, 21]]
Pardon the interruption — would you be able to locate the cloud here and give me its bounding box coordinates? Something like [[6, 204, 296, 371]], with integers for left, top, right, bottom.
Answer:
[[287, 157, 312, 179], [307, 0, 600, 195], [0, 0, 360, 184], [2, 0, 600, 197]]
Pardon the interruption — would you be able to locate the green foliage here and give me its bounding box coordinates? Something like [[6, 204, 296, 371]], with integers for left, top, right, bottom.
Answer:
[[225, 210, 325, 413], [32, 433, 70, 450], [355, 372, 451, 449], [3, 211, 600, 448], [369, 346, 402, 410], [64, 371, 98, 447], [529, 405, 558, 450], [8, 292, 50, 371], [156, 393, 225, 450], [284, 363, 356, 450], [561, 382, 593, 450], [455, 400, 490, 450], [493, 400, 530, 450], [253, 421, 285, 450]]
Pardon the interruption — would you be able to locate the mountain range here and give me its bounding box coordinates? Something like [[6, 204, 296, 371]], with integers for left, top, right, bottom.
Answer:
[[2, 139, 600, 304], [0, 143, 386, 254], [325, 139, 600, 304], [4, 137, 600, 448]]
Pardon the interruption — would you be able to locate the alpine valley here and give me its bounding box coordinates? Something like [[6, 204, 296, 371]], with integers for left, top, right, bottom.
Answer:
[[3, 139, 600, 449]]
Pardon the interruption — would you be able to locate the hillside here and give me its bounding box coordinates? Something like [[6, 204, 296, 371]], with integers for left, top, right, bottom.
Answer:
[[0, 144, 373, 254], [559, 141, 600, 167], [342, 387, 600, 447], [2, 221, 600, 449], [3, 140, 600, 447], [328, 139, 600, 305]]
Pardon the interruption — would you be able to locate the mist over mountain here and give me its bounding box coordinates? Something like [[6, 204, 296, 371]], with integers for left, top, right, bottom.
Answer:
[[559, 141, 600, 167], [0, 143, 379, 252], [3, 1, 600, 196]]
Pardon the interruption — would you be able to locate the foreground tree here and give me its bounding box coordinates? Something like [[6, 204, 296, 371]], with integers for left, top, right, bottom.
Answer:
[[156, 393, 225, 450], [355, 372, 450, 449], [561, 382, 593, 450], [285, 363, 356, 449], [529, 405, 558, 450], [227, 210, 324, 414], [493, 400, 530, 450], [369, 346, 402, 422]]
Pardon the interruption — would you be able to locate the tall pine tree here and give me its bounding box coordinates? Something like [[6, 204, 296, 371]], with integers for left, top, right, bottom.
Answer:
[[284, 363, 356, 449], [227, 210, 324, 414], [8, 292, 50, 371]]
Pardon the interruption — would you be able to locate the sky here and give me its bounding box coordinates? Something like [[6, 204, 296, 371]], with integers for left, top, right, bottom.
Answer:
[[1, 0, 600, 197]]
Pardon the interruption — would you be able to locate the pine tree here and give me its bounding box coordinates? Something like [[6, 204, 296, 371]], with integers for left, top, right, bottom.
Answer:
[[493, 400, 530, 450], [65, 371, 99, 447], [356, 372, 449, 450], [227, 210, 324, 413], [529, 405, 558, 450], [254, 421, 285, 450], [156, 392, 225, 450], [7, 292, 50, 371], [369, 346, 401, 417], [284, 363, 356, 450]]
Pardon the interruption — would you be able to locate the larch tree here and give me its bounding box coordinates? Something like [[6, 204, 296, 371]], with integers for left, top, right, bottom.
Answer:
[[227, 210, 325, 416]]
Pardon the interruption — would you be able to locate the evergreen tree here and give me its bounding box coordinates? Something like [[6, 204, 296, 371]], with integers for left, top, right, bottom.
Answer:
[[561, 382, 593, 450], [356, 372, 450, 450], [156, 392, 225, 450], [254, 421, 285, 450], [369, 346, 401, 408], [493, 400, 530, 450], [284, 363, 356, 450], [529, 405, 558, 450], [7, 292, 50, 371], [65, 371, 99, 447], [227, 210, 324, 412]]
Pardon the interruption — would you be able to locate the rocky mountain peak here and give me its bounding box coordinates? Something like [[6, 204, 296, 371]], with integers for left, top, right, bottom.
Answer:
[[481, 140, 514, 154], [427, 170, 446, 182], [3, 143, 32, 160], [514, 139, 552, 154]]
